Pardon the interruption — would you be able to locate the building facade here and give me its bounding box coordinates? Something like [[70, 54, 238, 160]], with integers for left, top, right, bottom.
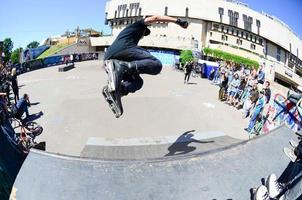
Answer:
[[91, 0, 302, 86]]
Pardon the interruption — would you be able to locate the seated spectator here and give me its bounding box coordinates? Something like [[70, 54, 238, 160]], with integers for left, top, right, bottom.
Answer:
[[244, 90, 265, 133], [14, 94, 31, 120]]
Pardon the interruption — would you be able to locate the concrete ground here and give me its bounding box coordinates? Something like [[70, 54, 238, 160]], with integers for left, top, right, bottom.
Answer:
[[18, 60, 250, 156]]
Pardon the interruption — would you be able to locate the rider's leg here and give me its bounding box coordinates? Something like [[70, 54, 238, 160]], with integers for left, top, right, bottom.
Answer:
[[112, 47, 163, 76], [121, 74, 144, 96]]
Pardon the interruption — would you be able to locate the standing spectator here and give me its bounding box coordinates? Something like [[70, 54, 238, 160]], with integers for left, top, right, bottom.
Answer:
[[242, 84, 259, 118], [184, 60, 193, 84], [15, 94, 31, 120], [257, 65, 265, 84], [70, 54, 74, 64], [218, 72, 228, 101], [263, 81, 271, 104], [226, 73, 240, 105], [244, 90, 265, 132], [10, 68, 19, 104], [251, 66, 257, 79]]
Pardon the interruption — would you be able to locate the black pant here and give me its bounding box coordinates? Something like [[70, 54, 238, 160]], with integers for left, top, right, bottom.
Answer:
[[105, 47, 162, 94], [184, 71, 192, 82]]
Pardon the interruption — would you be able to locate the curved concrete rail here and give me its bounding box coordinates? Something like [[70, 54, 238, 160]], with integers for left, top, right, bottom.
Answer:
[[11, 126, 295, 200]]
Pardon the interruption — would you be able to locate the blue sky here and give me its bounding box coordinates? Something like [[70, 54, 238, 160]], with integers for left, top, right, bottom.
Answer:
[[0, 0, 301, 49]]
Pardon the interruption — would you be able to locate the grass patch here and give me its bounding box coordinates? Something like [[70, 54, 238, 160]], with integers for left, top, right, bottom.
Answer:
[[38, 43, 71, 59]]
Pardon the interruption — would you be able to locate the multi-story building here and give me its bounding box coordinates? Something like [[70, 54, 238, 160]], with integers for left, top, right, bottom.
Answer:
[[91, 0, 302, 87]]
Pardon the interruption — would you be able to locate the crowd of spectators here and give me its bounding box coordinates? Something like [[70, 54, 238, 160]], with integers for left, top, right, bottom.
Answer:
[[0, 63, 33, 147], [209, 61, 271, 133]]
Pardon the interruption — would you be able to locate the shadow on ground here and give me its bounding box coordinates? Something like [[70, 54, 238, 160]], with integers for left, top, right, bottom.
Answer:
[[165, 130, 214, 156]]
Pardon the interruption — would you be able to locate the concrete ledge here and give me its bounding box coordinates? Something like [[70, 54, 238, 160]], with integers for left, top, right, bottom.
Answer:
[[58, 63, 74, 72], [80, 131, 243, 159]]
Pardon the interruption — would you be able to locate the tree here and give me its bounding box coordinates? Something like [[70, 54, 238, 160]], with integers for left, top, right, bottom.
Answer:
[[3, 38, 13, 63], [180, 50, 194, 65], [27, 41, 39, 49], [10, 48, 21, 64]]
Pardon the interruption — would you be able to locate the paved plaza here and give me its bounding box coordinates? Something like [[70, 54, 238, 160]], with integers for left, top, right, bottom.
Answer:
[[18, 60, 250, 156]]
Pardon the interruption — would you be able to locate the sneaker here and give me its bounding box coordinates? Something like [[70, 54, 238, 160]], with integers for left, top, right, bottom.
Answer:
[[289, 140, 299, 148], [266, 174, 284, 198], [283, 147, 297, 162], [102, 85, 123, 118], [105, 59, 129, 92], [244, 128, 251, 133], [254, 185, 270, 200]]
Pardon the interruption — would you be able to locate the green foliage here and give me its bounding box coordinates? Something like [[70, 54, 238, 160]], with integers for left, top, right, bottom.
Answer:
[[202, 47, 259, 68], [180, 50, 194, 64], [27, 41, 40, 49], [3, 38, 13, 63], [10, 48, 21, 64]]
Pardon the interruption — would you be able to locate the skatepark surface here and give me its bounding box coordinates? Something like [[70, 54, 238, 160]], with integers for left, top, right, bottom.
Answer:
[[9, 61, 298, 199], [12, 126, 296, 200], [18, 60, 250, 156]]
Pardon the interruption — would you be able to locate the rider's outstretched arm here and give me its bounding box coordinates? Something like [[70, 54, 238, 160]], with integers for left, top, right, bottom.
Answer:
[[144, 15, 189, 28]]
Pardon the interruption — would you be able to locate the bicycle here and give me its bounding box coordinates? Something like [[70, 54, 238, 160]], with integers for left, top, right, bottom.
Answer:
[[9, 117, 43, 153]]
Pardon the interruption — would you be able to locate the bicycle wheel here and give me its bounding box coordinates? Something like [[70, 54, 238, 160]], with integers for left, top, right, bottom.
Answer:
[[25, 121, 43, 137]]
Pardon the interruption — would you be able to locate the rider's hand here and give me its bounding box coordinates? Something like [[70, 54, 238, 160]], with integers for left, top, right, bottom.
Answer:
[[176, 19, 189, 28]]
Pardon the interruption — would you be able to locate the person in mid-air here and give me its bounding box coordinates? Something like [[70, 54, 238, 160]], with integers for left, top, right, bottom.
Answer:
[[103, 15, 189, 118]]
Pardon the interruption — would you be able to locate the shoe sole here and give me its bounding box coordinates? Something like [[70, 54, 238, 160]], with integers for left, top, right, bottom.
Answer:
[[102, 86, 122, 118], [289, 140, 298, 148], [104, 60, 116, 92], [283, 147, 297, 162]]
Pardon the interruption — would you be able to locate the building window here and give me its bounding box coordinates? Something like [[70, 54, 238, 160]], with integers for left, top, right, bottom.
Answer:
[[221, 25, 224, 32], [122, 4, 127, 17], [138, 8, 141, 16], [241, 31, 243, 37], [259, 38, 263, 46], [228, 10, 238, 26], [277, 47, 281, 62], [231, 28, 234, 35], [222, 35, 228, 41], [126, 9, 129, 17], [290, 43, 292, 53], [245, 33, 248, 39], [134, 3, 139, 16], [218, 7, 224, 22], [114, 11, 117, 19], [105, 12, 108, 25], [256, 19, 261, 34], [186, 7, 189, 17], [236, 30, 239, 36], [250, 43, 256, 50], [213, 24, 219, 31], [165, 6, 168, 15], [236, 39, 242, 45], [210, 32, 212, 37], [226, 27, 229, 33], [243, 14, 252, 31]]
